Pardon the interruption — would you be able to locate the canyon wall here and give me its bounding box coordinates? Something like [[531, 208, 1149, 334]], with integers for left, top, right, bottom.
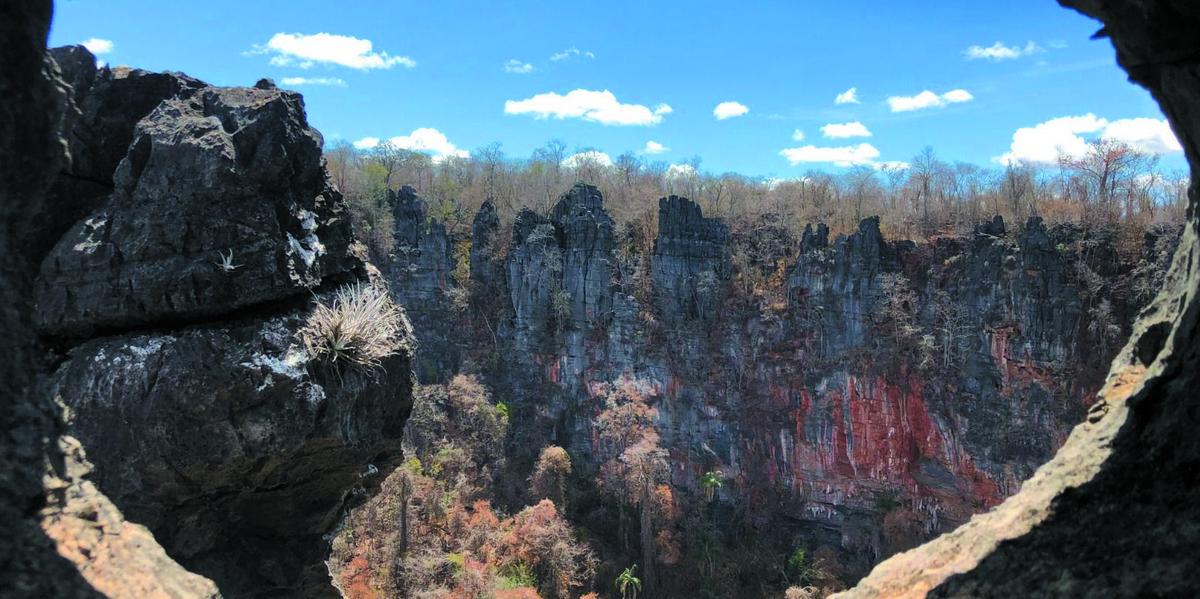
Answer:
[[840, 0, 1200, 596], [373, 182, 1170, 580]]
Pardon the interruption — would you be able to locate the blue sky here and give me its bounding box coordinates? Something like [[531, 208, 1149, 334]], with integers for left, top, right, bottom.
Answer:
[[50, 0, 1186, 177]]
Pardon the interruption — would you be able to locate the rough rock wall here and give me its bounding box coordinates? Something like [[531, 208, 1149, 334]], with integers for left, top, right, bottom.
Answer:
[[1, 6, 219, 599], [377, 183, 1159, 579], [28, 47, 415, 598], [837, 0, 1200, 596], [651, 195, 729, 322], [381, 186, 462, 381]]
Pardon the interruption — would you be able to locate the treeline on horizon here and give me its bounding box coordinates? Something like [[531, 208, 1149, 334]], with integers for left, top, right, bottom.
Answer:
[[324, 137, 1188, 260]]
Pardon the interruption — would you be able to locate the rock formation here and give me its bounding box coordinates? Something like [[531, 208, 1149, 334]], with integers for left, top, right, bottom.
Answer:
[[833, 0, 1200, 596], [2, 35, 415, 598], [1, 4, 219, 597], [5, 0, 1200, 597], [381, 186, 462, 381], [364, 182, 1167, 585], [651, 195, 729, 322]]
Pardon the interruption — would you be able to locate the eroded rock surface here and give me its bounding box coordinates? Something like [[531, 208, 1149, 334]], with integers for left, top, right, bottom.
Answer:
[[30, 46, 415, 598], [836, 0, 1200, 596], [2, 8, 219, 599], [36, 70, 357, 339], [366, 182, 1166, 584]]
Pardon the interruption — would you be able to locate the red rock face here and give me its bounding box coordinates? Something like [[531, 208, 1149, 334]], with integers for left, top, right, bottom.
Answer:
[[392, 191, 1165, 582]]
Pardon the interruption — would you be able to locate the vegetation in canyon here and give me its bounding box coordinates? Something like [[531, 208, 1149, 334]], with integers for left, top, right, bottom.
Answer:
[[324, 136, 1183, 599]]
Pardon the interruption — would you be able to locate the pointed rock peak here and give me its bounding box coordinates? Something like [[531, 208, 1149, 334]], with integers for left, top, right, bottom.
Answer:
[[658, 195, 704, 222], [656, 195, 727, 241], [801, 222, 830, 252], [388, 185, 426, 216], [512, 207, 550, 245], [857, 215, 882, 236], [974, 214, 1006, 237], [1019, 215, 1052, 251], [551, 183, 607, 224]]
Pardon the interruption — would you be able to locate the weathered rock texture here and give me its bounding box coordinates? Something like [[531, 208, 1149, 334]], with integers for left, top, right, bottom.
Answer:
[[1, 5, 219, 598], [371, 182, 1169, 586], [836, 0, 1200, 596], [20, 45, 415, 598], [382, 186, 463, 381], [36, 66, 357, 339]]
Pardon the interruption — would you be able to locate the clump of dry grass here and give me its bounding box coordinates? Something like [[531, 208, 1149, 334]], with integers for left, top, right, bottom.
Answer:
[[299, 282, 408, 371]]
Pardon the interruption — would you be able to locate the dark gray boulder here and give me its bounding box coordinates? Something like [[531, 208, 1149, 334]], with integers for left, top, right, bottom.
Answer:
[[49, 307, 412, 597], [36, 79, 360, 339]]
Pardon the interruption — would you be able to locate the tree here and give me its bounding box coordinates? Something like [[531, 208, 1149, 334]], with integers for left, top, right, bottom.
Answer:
[[874, 273, 920, 352], [845, 165, 879, 226], [530, 446, 572, 509], [1059, 138, 1156, 223], [616, 566, 642, 599], [910, 146, 941, 236], [933, 290, 973, 369], [1088, 299, 1123, 357], [593, 381, 672, 594]]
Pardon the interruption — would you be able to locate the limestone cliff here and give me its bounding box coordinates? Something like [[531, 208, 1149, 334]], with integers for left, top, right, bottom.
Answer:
[[371, 183, 1171, 585]]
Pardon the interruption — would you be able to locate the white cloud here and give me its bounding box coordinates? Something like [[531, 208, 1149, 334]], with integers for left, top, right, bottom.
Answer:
[[280, 76, 346, 87], [352, 137, 381, 150], [713, 101, 749, 120], [835, 87, 860, 105], [791, 129, 805, 141], [254, 33, 414, 70], [1102, 118, 1182, 154], [996, 114, 1182, 165], [504, 89, 671, 126], [351, 128, 468, 162], [887, 89, 974, 112], [562, 150, 612, 168], [643, 141, 668, 155], [779, 143, 881, 167], [964, 41, 1043, 61], [666, 163, 698, 179], [550, 47, 595, 61], [820, 121, 872, 139], [81, 38, 114, 55], [504, 59, 533, 74]]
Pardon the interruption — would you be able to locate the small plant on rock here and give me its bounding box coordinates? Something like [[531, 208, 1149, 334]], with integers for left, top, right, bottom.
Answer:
[[298, 282, 407, 372], [214, 249, 242, 272]]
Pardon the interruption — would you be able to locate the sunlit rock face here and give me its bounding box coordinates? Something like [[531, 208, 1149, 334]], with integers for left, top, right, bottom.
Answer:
[[378, 182, 1167, 579], [34, 46, 415, 598]]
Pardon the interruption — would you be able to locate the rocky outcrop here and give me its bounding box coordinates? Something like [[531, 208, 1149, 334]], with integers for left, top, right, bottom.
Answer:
[[411, 183, 1168, 586], [49, 313, 411, 597], [28, 46, 415, 598], [789, 215, 899, 352], [550, 183, 616, 330], [383, 186, 461, 381], [837, 0, 1200, 596], [1, 6, 219, 598], [651, 195, 729, 321], [36, 74, 358, 339]]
